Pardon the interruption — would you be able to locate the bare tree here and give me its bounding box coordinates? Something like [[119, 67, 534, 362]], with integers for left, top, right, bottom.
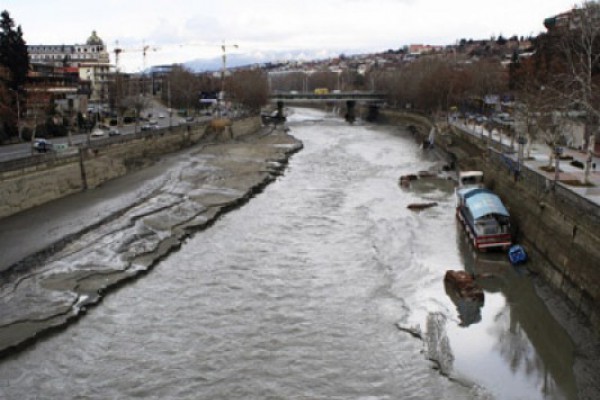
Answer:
[[551, 1, 600, 182], [107, 72, 130, 126], [511, 57, 554, 157], [121, 94, 152, 133], [378, 57, 486, 114], [268, 71, 305, 92], [165, 66, 202, 113], [227, 69, 269, 114], [309, 71, 339, 91], [467, 59, 508, 103], [538, 108, 572, 168]]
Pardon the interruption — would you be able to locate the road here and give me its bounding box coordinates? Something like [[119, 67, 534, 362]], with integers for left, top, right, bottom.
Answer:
[[0, 99, 207, 163]]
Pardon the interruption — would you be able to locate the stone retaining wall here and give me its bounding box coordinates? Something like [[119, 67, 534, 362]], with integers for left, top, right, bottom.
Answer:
[[0, 117, 262, 219]]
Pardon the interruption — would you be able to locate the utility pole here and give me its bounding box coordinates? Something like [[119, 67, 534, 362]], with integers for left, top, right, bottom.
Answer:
[[112, 41, 158, 125], [114, 43, 122, 127], [168, 78, 172, 129]]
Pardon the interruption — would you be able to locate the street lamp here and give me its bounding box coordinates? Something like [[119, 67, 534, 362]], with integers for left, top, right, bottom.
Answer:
[[167, 78, 172, 129]]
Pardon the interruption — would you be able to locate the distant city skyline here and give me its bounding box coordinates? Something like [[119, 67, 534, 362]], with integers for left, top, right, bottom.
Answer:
[[3, 0, 579, 72]]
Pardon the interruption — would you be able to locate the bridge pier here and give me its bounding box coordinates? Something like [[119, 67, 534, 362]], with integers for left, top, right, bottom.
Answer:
[[345, 100, 356, 123], [276, 101, 285, 121], [262, 101, 286, 125], [366, 104, 379, 122], [268, 92, 385, 124]]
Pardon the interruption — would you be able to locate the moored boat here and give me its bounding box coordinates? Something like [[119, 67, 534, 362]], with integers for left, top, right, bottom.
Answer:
[[456, 183, 512, 251], [407, 202, 438, 211]]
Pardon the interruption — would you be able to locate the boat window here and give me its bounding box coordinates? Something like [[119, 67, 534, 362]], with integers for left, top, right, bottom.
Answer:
[[460, 175, 484, 186]]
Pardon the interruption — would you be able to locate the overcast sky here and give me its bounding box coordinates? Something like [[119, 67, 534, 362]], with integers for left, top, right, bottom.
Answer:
[[2, 0, 578, 72]]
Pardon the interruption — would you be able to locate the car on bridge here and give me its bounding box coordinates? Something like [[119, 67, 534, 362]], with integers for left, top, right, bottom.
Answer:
[[141, 123, 159, 131]]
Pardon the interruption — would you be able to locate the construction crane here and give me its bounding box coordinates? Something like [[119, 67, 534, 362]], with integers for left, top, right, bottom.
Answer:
[[164, 41, 239, 115], [220, 41, 239, 94], [113, 41, 159, 72], [111, 42, 159, 125]]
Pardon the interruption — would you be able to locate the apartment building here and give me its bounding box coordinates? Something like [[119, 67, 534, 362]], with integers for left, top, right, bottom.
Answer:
[[27, 30, 110, 67]]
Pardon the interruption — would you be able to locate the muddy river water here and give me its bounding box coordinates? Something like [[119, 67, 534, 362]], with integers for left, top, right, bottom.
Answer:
[[0, 108, 585, 399]]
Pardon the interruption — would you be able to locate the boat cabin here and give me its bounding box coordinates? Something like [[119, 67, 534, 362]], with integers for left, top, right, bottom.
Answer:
[[456, 187, 512, 250], [458, 171, 484, 188]]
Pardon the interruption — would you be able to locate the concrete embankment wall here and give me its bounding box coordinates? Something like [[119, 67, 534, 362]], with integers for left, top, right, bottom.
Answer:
[[378, 109, 434, 128], [0, 117, 262, 219], [382, 109, 600, 334]]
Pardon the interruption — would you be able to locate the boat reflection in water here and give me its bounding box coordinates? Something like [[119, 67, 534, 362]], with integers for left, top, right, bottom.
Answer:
[[444, 280, 484, 327], [446, 226, 578, 400]]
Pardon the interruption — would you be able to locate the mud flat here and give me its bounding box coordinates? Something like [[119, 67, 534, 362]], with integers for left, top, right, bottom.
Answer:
[[0, 127, 303, 356]]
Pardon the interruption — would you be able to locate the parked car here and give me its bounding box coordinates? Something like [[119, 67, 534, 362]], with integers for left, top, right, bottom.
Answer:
[[33, 138, 53, 153], [492, 113, 515, 127], [91, 128, 106, 137], [141, 124, 158, 131], [108, 128, 121, 136]]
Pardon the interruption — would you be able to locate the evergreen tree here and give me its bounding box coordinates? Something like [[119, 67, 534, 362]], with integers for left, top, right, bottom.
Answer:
[[0, 10, 29, 91]]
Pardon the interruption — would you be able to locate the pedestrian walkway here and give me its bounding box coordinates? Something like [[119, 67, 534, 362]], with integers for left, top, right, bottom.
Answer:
[[450, 120, 600, 206]]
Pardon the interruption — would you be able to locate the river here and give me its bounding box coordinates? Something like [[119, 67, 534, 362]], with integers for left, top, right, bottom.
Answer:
[[0, 108, 579, 399]]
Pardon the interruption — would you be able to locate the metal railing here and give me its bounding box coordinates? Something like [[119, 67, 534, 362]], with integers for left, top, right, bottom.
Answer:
[[0, 124, 194, 173], [0, 114, 258, 174], [468, 128, 600, 225]]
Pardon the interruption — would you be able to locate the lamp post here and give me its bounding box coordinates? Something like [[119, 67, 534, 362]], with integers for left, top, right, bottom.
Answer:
[[8, 88, 22, 142], [167, 78, 172, 129]]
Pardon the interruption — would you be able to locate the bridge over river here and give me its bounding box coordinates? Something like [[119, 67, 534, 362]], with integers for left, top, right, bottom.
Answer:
[[268, 91, 386, 122]]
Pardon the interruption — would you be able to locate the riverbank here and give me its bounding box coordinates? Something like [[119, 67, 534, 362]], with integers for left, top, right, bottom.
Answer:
[[0, 116, 263, 219], [0, 125, 302, 356], [379, 108, 600, 400]]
